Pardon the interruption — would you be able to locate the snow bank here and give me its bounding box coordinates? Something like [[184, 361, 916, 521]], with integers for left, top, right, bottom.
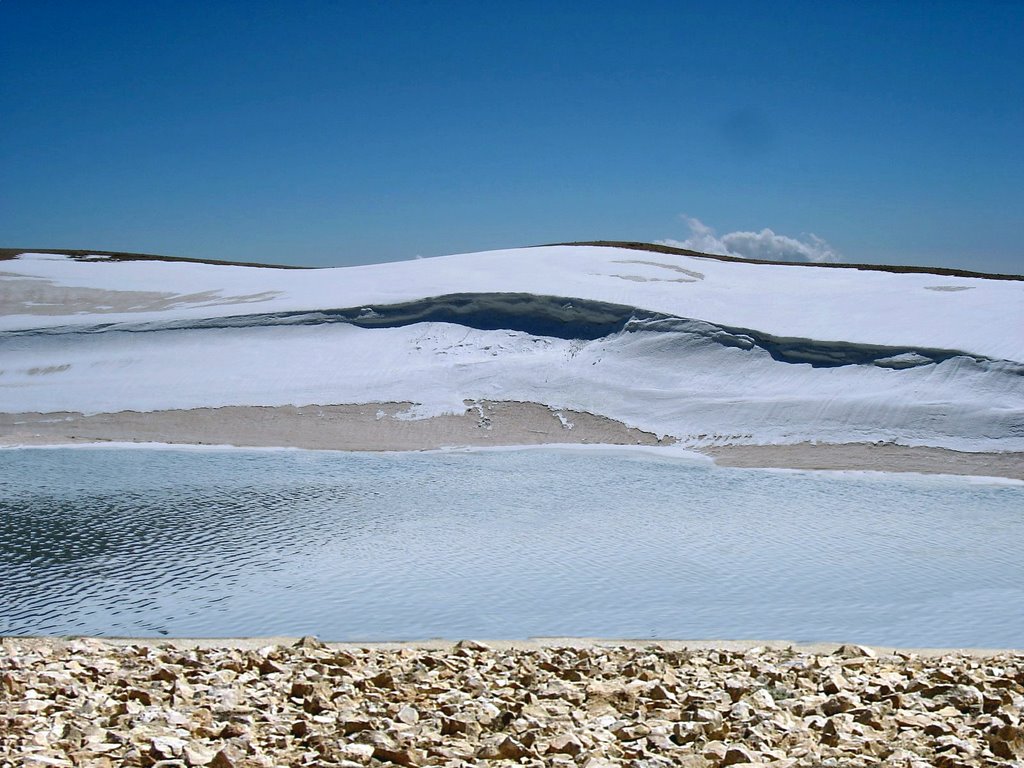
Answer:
[[3, 246, 1021, 361], [1, 246, 1021, 451]]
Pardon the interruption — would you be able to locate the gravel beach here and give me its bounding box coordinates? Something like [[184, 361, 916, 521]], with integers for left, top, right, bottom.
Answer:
[[4, 638, 1023, 767]]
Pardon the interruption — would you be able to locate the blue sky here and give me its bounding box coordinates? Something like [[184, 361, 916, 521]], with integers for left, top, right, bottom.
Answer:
[[2, 1, 1022, 272]]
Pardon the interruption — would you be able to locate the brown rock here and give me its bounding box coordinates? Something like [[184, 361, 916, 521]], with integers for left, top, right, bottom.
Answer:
[[367, 670, 395, 689], [217, 722, 247, 739], [648, 683, 676, 701], [478, 735, 530, 760], [988, 723, 1024, 759], [207, 746, 243, 768], [257, 658, 286, 676], [821, 670, 850, 695], [441, 716, 481, 739], [721, 743, 758, 765], [373, 745, 425, 766], [342, 719, 374, 735], [547, 733, 584, 756]]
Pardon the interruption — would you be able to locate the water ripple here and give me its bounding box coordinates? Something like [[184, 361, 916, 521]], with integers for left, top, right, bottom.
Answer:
[[0, 448, 1021, 645]]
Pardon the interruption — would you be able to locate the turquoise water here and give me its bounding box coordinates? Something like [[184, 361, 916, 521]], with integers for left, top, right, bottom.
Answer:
[[1, 446, 1021, 646]]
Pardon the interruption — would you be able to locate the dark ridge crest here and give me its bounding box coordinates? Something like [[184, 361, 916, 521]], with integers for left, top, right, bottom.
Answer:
[[0, 248, 311, 270], [4, 243, 1021, 280], [553, 241, 1024, 281]]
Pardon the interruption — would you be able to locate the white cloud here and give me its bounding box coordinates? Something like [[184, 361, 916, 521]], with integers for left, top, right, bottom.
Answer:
[[658, 216, 841, 263]]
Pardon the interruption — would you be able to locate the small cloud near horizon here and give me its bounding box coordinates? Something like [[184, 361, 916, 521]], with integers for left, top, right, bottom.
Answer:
[[658, 216, 842, 264]]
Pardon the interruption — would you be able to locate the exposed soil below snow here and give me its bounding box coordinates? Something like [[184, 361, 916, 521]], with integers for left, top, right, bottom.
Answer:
[[705, 442, 1024, 481], [2, 402, 1021, 479], [0, 402, 665, 452], [0, 273, 282, 316]]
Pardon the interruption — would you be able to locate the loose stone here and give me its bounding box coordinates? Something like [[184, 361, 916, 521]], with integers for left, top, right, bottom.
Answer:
[[2, 639, 1022, 767]]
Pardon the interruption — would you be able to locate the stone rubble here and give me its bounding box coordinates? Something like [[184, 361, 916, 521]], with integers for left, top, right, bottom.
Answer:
[[2, 638, 1023, 767]]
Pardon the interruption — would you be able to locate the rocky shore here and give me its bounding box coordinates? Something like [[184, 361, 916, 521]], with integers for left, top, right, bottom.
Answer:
[[3, 638, 1023, 767]]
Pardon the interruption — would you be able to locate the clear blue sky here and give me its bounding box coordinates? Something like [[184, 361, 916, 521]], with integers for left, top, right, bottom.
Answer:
[[2, 1, 1022, 272]]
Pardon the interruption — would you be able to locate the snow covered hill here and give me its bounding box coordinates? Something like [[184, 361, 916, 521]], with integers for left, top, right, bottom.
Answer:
[[2, 244, 1022, 452]]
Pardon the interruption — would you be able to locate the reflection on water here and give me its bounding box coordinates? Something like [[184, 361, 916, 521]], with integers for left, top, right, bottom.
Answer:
[[1, 447, 1022, 646]]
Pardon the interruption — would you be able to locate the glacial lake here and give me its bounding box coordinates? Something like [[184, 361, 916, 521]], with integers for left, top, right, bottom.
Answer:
[[1, 446, 1022, 647]]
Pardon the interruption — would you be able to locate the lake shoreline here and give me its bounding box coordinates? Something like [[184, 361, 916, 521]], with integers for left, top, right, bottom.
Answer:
[[2, 401, 1021, 480], [7, 635, 1023, 655]]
